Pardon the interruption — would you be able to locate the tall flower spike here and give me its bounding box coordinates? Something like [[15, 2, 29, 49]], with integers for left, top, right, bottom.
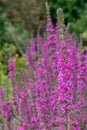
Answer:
[[8, 58, 16, 85], [46, 2, 54, 35], [56, 8, 66, 41]]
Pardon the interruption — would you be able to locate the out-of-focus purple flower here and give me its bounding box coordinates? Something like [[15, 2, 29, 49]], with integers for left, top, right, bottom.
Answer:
[[8, 58, 16, 84]]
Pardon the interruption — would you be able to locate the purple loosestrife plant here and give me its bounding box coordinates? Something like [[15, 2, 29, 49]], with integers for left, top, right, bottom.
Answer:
[[57, 42, 74, 129], [8, 57, 16, 85], [0, 4, 87, 130]]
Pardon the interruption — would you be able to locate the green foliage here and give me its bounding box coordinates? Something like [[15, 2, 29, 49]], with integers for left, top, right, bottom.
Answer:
[[0, 0, 30, 51], [6, 23, 30, 55], [0, 61, 12, 99], [0, 47, 28, 99], [70, 4, 87, 43], [0, 116, 2, 123], [0, 43, 17, 73], [54, 127, 58, 130], [1, 0, 46, 36], [0, 1, 9, 47], [48, 0, 87, 42], [0, 71, 12, 99], [1, 0, 87, 45], [0, 44, 28, 89], [49, 0, 85, 23]]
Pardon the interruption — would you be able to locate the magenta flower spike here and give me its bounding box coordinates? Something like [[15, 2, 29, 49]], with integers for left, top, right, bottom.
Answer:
[[8, 57, 16, 85]]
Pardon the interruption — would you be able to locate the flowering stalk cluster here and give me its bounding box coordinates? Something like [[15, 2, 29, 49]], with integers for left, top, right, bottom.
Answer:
[[0, 5, 87, 130]]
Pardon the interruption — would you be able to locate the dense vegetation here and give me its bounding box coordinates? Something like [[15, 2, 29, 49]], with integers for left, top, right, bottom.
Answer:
[[0, 0, 87, 84], [0, 4, 87, 130]]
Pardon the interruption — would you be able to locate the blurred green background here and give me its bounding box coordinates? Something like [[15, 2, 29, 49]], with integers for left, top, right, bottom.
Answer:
[[0, 0, 87, 91]]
